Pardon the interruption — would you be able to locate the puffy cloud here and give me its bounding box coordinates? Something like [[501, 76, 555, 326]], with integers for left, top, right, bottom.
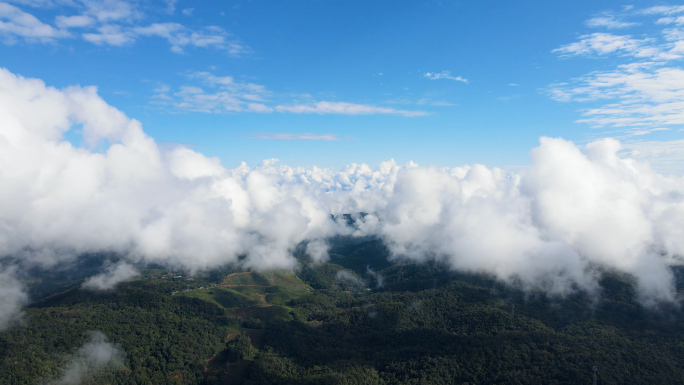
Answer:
[[82, 261, 139, 291], [1, 68, 684, 314], [362, 138, 684, 302], [0, 68, 343, 272], [48, 331, 125, 385]]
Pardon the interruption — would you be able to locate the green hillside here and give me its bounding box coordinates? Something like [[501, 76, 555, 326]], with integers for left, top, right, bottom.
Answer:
[[1, 240, 684, 384]]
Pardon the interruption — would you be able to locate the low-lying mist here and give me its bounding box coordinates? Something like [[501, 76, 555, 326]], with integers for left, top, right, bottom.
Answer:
[[1, 68, 684, 331]]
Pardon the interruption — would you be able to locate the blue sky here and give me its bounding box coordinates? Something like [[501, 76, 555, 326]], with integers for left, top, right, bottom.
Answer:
[[2, 0, 684, 172]]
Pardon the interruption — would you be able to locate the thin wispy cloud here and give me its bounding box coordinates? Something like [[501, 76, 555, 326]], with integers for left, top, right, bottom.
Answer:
[[152, 71, 272, 113], [640, 5, 684, 16], [550, 6, 684, 135], [275, 101, 428, 117], [423, 71, 468, 83], [552, 33, 675, 60], [154, 71, 427, 117], [586, 13, 638, 29], [622, 139, 684, 175], [0, 0, 248, 54], [0, 2, 69, 43], [248, 133, 342, 141]]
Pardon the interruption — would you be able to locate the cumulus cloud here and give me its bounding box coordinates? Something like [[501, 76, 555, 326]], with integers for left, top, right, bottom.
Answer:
[[1, 68, 684, 311], [0, 265, 28, 331], [48, 331, 125, 385], [82, 261, 139, 291], [0, 67, 343, 272]]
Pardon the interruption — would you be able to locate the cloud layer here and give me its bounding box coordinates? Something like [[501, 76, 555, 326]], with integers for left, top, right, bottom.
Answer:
[[1, 68, 684, 313]]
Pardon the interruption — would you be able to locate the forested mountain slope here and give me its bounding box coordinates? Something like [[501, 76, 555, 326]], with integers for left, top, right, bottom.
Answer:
[[1, 239, 683, 384]]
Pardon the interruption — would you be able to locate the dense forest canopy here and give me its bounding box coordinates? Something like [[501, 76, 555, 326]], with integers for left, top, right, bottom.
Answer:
[[1, 238, 684, 384]]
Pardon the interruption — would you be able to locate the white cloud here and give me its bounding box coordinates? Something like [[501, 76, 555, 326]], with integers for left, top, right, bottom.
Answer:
[[0, 265, 28, 331], [55, 14, 95, 28], [155, 72, 427, 116], [550, 7, 684, 134], [641, 5, 684, 16], [586, 13, 638, 29], [552, 33, 674, 59], [549, 63, 684, 130], [0, 1, 248, 54], [154, 73, 272, 113], [275, 101, 428, 117], [81, 261, 139, 291], [81, 0, 140, 23], [423, 70, 468, 83], [248, 133, 342, 141], [164, 0, 177, 15], [0, 2, 69, 43], [622, 139, 684, 175], [48, 331, 125, 385], [182, 8, 193, 16], [82, 24, 133, 46], [133, 23, 248, 55], [3, 68, 684, 315]]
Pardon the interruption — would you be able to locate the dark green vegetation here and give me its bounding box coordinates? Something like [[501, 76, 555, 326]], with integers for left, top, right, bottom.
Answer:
[[2, 239, 684, 384]]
